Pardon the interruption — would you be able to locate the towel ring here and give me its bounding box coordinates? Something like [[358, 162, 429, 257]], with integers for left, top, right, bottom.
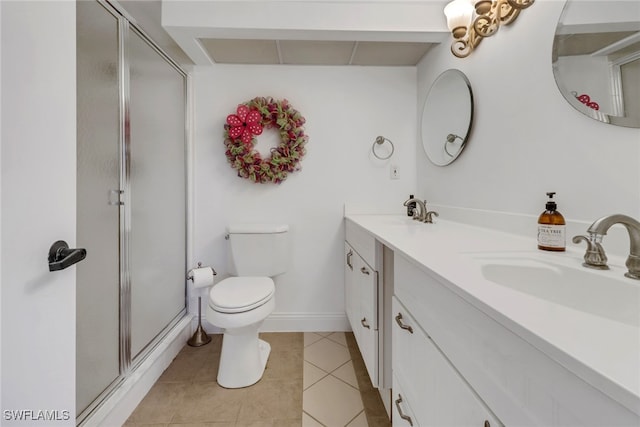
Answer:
[[372, 136, 395, 160], [444, 133, 463, 157]]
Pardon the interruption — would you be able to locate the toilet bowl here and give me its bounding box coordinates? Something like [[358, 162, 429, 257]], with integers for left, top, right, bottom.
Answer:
[[205, 224, 289, 388], [207, 277, 275, 388]]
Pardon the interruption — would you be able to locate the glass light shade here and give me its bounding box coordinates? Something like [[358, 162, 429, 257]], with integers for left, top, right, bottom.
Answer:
[[444, 0, 474, 32]]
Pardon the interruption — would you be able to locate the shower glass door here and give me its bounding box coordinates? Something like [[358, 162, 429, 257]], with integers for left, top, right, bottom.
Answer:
[[76, 1, 187, 421], [128, 25, 187, 361], [76, 0, 121, 416]]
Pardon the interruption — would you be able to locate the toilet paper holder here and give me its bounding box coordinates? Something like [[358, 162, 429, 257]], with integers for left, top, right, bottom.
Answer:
[[186, 262, 217, 281], [187, 262, 216, 347]]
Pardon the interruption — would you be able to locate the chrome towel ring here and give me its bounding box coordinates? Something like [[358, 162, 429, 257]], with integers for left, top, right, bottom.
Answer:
[[372, 136, 395, 160]]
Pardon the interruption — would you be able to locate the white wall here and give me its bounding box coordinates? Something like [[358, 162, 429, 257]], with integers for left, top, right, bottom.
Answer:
[[416, 1, 640, 255], [192, 65, 416, 330], [1, 1, 76, 423]]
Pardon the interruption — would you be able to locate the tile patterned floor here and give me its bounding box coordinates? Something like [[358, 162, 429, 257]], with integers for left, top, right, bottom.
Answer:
[[125, 332, 390, 427]]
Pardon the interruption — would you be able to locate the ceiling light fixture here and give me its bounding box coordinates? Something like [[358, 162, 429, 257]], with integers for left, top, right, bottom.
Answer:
[[444, 0, 535, 58]]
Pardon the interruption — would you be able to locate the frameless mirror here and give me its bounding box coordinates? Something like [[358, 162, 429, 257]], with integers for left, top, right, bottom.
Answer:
[[552, 0, 640, 128], [421, 69, 473, 166]]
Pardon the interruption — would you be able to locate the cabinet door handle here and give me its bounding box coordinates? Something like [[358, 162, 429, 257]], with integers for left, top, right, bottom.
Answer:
[[395, 313, 413, 334], [360, 266, 370, 275], [361, 317, 370, 329], [484, 421, 491, 427], [346, 250, 353, 270], [395, 394, 413, 426]]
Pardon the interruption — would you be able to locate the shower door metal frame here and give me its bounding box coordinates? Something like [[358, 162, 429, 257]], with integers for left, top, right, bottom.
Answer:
[[77, 1, 189, 424]]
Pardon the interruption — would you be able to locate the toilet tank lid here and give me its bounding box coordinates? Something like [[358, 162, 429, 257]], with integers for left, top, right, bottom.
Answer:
[[226, 224, 289, 234]]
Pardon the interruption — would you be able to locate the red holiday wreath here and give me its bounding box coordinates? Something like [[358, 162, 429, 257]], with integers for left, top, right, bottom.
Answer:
[[224, 97, 308, 184]]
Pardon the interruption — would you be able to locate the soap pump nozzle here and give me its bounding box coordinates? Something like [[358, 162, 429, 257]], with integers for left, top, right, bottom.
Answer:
[[545, 192, 557, 211]]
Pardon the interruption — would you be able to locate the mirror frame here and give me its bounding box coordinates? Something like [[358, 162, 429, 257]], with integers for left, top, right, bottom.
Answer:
[[421, 69, 474, 166]]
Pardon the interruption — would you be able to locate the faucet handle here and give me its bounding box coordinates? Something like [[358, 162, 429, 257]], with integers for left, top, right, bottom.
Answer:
[[425, 211, 439, 224], [572, 235, 609, 270]]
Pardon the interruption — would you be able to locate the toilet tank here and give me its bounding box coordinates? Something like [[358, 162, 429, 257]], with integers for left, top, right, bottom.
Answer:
[[226, 224, 289, 276]]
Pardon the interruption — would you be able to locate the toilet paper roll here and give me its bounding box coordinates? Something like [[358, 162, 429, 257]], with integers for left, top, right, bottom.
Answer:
[[190, 267, 215, 289]]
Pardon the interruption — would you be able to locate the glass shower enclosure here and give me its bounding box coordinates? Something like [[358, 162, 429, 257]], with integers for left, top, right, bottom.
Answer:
[[76, 0, 187, 421]]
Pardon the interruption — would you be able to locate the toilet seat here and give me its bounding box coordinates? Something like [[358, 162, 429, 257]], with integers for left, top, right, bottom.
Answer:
[[209, 277, 274, 313]]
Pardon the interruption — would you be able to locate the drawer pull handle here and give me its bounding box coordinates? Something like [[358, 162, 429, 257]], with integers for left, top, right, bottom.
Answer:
[[395, 394, 413, 426], [361, 317, 370, 329], [346, 250, 353, 270], [484, 421, 490, 427], [395, 313, 413, 334], [360, 266, 370, 275]]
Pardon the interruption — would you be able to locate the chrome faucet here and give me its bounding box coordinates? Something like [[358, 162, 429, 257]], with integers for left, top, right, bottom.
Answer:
[[404, 197, 426, 221], [403, 197, 438, 223], [574, 214, 640, 280]]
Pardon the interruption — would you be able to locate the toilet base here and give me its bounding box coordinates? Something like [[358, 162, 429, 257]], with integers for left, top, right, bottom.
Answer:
[[217, 329, 271, 389]]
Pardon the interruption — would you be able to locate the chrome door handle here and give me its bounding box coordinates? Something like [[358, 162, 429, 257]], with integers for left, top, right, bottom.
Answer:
[[346, 250, 353, 270], [395, 313, 413, 334], [360, 266, 370, 275], [361, 317, 370, 329], [395, 394, 413, 426], [108, 189, 124, 206]]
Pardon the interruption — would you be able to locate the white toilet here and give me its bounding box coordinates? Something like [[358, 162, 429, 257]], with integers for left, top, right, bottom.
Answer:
[[206, 224, 289, 388]]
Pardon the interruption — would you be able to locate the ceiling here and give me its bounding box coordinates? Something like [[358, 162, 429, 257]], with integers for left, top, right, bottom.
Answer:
[[199, 39, 435, 66], [116, 0, 446, 67]]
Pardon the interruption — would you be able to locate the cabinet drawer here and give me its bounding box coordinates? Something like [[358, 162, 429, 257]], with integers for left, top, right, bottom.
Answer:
[[392, 297, 502, 427], [345, 219, 376, 267]]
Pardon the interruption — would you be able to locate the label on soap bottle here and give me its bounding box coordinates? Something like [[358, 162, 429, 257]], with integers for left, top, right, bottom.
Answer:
[[537, 224, 566, 249]]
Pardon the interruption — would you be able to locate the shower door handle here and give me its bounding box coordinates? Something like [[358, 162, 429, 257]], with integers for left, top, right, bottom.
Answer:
[[108, 189, 124, 206]]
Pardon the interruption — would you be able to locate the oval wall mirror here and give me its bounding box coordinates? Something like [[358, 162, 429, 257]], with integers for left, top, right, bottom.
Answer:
[[421, 69, 473, 166], [552, 0, 640, 128]]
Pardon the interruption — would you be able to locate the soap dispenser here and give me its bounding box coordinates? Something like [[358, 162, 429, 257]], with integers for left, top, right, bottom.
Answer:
[[537, 192, 566, 251], [407, 194, 416, 217]]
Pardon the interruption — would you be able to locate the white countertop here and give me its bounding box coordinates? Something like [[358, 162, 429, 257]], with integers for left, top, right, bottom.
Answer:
[[345, 214, 640, 416]]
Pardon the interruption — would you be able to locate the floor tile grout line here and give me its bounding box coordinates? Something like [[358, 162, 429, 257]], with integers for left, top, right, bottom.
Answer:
[[329, 371, 360, 392], [344, 409, 366, 427], [303, 410, 327, 427], [304, 354, 355, 377], [303, 369, 329, 391], [303, 359, 331, 375]]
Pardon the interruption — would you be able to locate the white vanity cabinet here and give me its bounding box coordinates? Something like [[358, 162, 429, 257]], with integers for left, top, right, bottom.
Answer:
[[344, 240, 378, 386], [392, 296, 501, 427], [394, 252, 639, 427]]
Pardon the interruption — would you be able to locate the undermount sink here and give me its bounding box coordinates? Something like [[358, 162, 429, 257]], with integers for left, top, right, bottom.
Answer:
[[473, 256, 639, 327]]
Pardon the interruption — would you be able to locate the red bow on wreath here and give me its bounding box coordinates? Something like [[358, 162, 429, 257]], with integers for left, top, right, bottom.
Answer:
[[226, 105, 263, 144]]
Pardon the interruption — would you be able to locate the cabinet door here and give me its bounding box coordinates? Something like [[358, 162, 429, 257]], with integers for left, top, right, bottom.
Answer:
[[344, 243, 359, 337], [392, 375, 419, 427], [357, 256, 378, 386], [392, 297, 501, 427], [345, 241, 379, 387]]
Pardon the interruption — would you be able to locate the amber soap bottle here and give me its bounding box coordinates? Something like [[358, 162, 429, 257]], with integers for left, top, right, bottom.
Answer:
[[537, 192, 566, 251]]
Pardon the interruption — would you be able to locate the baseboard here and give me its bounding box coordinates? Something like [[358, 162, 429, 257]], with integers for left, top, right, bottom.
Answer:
[[81, 316, 192, 427], [193, 311, 351, 333], [262, 312, 351, 332]]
